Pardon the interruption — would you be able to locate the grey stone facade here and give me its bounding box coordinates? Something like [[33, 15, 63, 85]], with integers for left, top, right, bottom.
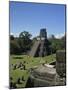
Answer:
[[29, 28, 51, 57], [56, 50, 66, 77]]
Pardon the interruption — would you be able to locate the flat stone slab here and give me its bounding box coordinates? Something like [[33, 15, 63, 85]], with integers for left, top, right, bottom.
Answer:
[[33, 64, 56, 75], [30, 64, 56, 80]]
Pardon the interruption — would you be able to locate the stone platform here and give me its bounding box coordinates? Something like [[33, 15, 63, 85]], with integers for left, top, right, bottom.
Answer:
[[26, 50, 66, 87]]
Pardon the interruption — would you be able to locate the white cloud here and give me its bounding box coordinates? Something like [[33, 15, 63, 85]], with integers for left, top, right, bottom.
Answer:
[[47, 33, 65, 39], [10, 32, 19, 37], [55, 33, 65, 39], [10, 32, 14, 35]]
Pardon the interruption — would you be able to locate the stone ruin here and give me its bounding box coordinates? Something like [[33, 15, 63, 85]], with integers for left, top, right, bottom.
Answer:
[[26, 50, 66, 87], [29, 28, 51, 57]]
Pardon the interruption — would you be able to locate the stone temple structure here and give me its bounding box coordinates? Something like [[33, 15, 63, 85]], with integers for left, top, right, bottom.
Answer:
[[29, 28, 51, 57], [26, 50, 66, 87]]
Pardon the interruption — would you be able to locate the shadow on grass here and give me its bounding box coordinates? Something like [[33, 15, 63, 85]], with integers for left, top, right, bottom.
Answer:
[[13, 56, 23, 59]]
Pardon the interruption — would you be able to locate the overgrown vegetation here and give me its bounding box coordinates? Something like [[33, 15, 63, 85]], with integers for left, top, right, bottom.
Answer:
[[49, 35, 66, 53], [10, 31, 32, 55], [10, 31, 66, 55]]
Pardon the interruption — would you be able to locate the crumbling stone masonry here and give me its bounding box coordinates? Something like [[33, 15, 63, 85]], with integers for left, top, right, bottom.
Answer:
[[56, 50, 66, 77], [26, 50, 66, 87]]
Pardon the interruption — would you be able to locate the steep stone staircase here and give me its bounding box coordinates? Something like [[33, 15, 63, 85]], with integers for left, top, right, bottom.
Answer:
[[29, 40, 40, 57]]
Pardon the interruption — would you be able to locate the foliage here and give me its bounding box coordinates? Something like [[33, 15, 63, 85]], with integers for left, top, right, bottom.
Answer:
[[10, 32, 66, 55], [18, 31, 32, 53], [10, 35, 15, 40], [10, 40, 21, 54], [49, 34, 66, 53], [10, 31, 32, 54]]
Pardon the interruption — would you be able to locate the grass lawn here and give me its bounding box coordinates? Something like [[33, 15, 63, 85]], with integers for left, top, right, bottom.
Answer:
[[9, 54, 56, 88]]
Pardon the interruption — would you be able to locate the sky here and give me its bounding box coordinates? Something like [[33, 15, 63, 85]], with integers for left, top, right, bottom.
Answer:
[[10, 1, 66, 38]]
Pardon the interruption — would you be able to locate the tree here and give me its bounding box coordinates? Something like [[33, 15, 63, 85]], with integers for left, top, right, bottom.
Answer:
[[10, 35, 14, 40], [10, 35, 21, 54], [10, 40, 21, 54], [49, 35, 66, 54], [18, 31, 32, 53], [61, 35, 66, 49], [19, 31, 32, 39]]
